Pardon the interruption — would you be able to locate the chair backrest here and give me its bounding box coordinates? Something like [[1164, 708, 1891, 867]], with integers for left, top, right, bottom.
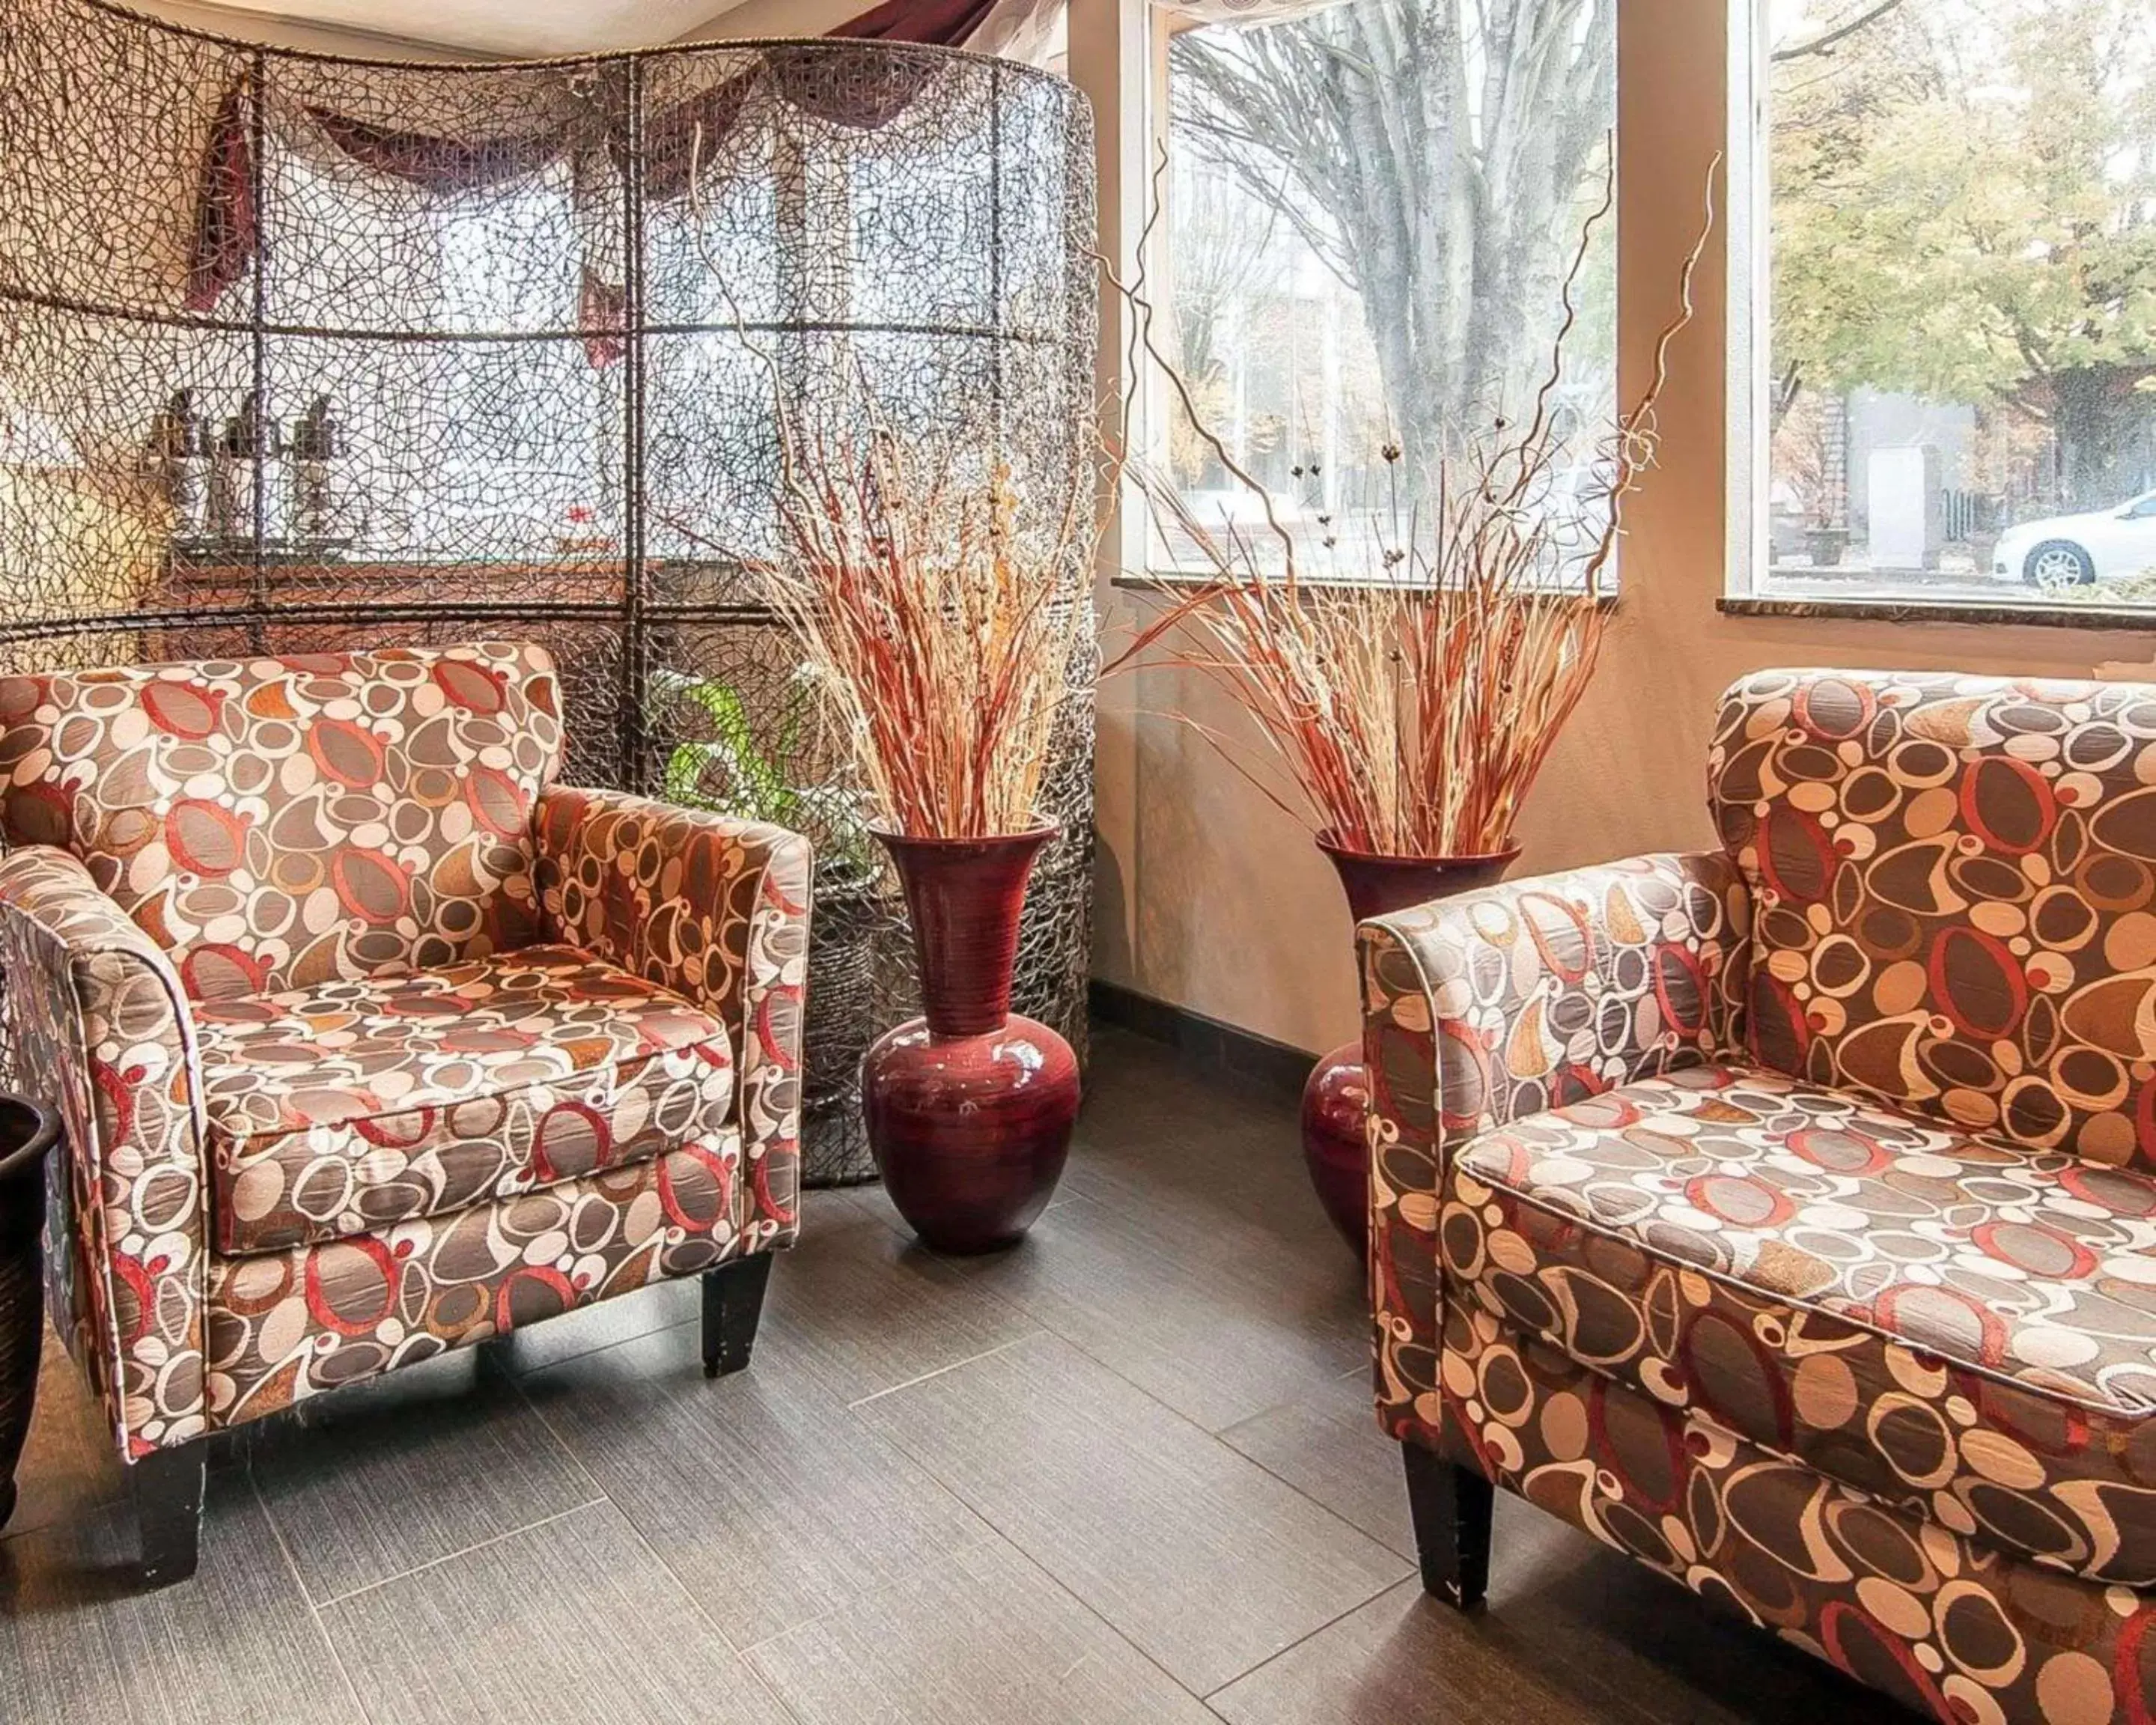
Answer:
[[0, 642, 564, 1000], [1710, 667, 2156, 1165]]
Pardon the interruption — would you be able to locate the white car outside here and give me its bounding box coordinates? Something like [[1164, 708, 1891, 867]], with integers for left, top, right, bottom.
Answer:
[[1994, 490, 2156, 589]]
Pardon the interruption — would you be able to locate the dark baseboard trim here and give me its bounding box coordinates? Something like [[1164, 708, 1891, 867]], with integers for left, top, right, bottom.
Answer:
[[1088, 980, 1316, 1099]]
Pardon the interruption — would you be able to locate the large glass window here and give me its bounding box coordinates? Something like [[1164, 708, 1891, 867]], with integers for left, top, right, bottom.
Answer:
[[1156, 0, 1616, 578], [1739, 0, 2156, 613]]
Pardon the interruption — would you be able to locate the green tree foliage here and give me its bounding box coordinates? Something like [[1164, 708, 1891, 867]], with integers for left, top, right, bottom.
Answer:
[[1773, 0, 2156, 502]]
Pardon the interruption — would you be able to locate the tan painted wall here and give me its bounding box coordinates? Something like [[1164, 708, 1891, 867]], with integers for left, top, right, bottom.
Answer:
[[132, 0, 843, 55], [672, 0, 863, 40], [1081, 0, 2156, 1059], [125, 1, 480, 56]]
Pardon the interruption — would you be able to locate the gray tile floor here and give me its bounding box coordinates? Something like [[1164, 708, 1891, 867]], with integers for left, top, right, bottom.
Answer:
[[0, 1026, 1910, 1724]]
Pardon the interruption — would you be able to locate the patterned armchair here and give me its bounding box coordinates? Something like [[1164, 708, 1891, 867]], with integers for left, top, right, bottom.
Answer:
[[1361, 669, 2156, 1724], [0, 644, 811, 1584]]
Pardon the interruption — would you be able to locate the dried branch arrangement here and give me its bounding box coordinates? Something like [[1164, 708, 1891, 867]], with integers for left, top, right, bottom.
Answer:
[[675, 123, 1109, 846], [755, 386, 1101, 841], [1108, 151, 1718, 860]]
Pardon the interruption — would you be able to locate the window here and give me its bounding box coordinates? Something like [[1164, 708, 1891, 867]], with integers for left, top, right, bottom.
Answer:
[[1734, 0, 2156, 615], [1154, 0, 1616, 579]]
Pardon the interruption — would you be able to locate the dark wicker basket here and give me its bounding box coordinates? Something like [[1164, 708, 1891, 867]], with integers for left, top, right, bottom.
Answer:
[[0, 1093, 59, 1530], [800, 881, 890, 1188]]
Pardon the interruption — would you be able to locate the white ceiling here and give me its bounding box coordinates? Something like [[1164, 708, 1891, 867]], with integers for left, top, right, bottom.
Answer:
[[188, 0, 749, 56]]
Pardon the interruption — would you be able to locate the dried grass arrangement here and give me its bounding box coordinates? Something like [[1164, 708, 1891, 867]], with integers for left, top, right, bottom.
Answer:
[[755, 388, 1099, 842], [669, 127, 1104, 848], [1108, 161, 1717, 860]]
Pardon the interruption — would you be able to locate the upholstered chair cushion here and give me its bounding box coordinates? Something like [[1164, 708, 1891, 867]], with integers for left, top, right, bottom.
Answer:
[[0, 642, 565, 999], [534, 787, 812, 1241], [194, 945, 736, 1255], [203, 1140, 745, 1423], [1710, 669, 2156, 1164], [1446, 1062, 2156, 1586]]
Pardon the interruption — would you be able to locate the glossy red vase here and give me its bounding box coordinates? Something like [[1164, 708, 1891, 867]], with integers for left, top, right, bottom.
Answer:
[[864, 822, 1079, 1254], [1301, 834, 1520, 1259]]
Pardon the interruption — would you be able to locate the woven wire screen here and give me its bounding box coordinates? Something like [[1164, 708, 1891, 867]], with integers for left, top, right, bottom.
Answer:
[[0, 0, 1100, 1187]]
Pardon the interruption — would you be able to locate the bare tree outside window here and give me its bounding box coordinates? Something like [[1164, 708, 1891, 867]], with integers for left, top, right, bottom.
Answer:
[[1757, 0, 2156, 606], [1159, 0, 1616, 575]]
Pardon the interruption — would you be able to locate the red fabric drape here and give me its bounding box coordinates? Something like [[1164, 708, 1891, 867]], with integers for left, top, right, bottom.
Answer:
[[307, 109, 570, 192], [640, 0, 991, 202], [578, 270, 627, 368], [183, 79, 256, 314], [639, 73, 757, 204], [182, 0, 996, 324], [182, 85, 577, 314], [831, 0, 998, 44], [764, 44, 937, 132]]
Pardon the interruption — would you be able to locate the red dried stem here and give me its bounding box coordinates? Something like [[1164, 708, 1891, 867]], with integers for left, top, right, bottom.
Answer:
[[1106, 147, 1719, 858]]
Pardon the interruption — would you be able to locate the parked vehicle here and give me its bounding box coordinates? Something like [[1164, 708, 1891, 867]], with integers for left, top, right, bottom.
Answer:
[[1994, 490, 2156, 588]]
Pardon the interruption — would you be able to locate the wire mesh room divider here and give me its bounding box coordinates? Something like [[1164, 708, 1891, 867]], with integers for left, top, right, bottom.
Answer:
[[0, 0, 1100, 1185]]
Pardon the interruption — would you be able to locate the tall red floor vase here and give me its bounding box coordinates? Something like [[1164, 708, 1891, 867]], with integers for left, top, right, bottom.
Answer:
[[864, 823, 1079, 1254], [1301, 835, 1519, 1259]]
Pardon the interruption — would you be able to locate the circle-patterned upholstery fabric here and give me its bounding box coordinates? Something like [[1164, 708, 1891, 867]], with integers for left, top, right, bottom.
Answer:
[[1450, 1064, 2156, 1586], [0, 642, 564, 1000], [1711, 669, 2156, 1168], [195, 944, 736, 1256], [1442, 1301, 2156, 1725]]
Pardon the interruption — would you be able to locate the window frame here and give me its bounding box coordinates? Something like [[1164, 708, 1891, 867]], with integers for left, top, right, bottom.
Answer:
[[1720, 0, 2156, 632], [1723, 0, 1771, 610], [1129, 0, 1624, 596]]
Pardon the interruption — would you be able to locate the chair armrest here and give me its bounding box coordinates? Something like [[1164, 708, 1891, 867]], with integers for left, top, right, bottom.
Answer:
[[1356, 851, 1750, 1448], [533, 788, 814, 1250], [0, 845, 208, 1459]]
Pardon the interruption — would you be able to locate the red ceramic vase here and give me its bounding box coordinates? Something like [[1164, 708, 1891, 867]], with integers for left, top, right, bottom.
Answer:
[[1301, 833, 1520, 1259], [863, 822, 1079, 1254]]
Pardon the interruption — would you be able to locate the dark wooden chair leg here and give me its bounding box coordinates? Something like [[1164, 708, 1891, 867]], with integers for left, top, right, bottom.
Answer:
[[701, 1252, 775, 1379], [1402, 1443, 1494, 1612], [131, 1440, 205, 1589]]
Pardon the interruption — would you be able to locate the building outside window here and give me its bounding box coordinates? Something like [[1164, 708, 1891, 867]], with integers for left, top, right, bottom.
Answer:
[[1735, 0, 2156, 614]]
